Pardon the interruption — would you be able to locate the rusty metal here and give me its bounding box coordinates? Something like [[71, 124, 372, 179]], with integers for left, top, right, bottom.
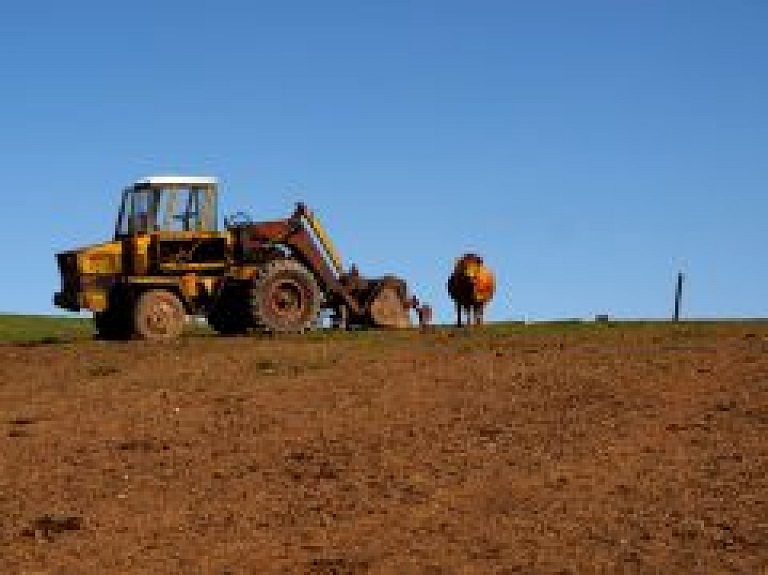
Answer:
[[238, 207, 414, 329]]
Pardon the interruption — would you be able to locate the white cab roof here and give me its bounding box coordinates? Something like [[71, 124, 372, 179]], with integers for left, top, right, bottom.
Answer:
[[134, 175, 218, 187]]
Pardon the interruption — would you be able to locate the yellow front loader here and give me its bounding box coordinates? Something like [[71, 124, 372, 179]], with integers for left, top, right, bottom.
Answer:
[[54, 176, 415, 341]]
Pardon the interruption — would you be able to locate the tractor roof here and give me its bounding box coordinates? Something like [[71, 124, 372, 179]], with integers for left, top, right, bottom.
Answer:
[[133, 176, 218, 188]]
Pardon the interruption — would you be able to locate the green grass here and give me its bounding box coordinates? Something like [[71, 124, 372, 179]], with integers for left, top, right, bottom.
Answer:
[[0, 314, 216, 344], [0, 314, 94, 344], [0, 313, 765, 345]]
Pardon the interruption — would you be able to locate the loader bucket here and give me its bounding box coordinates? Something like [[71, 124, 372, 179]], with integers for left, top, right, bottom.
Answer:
[[365, 277, 413, 329]]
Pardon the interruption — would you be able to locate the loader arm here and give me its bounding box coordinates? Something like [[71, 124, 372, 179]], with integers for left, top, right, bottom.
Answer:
[[294, 202, 344, 278], [238, 209, 364, 316], [292, 202, 413, 328]]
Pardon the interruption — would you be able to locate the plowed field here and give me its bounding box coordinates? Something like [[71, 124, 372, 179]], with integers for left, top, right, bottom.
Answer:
[[1, 322, 766, 573]]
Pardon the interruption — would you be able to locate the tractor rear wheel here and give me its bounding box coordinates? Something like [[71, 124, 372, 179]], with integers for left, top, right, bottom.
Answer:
[[250, 259, 322, 333], [134, 289, 186, 341]]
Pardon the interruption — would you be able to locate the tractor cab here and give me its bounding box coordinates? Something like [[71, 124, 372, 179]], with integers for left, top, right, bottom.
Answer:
[[114, 176, 219, 239], [113, 176, 229, 276]]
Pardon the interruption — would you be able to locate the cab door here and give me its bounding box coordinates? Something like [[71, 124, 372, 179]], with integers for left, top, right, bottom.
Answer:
[[147, 183, 230, 275]]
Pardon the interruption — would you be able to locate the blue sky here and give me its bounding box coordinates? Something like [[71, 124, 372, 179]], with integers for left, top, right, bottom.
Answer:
[[1, 1, 766, 322]]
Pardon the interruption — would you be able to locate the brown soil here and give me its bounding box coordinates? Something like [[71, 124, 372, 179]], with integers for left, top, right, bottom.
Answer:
[[1, 323, 766, 574]]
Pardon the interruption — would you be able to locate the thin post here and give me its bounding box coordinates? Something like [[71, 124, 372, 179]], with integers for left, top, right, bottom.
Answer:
[[673, 272, 684, 321]]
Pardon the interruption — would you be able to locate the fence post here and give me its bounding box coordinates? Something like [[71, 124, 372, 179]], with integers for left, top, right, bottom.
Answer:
[[673, 272, 684, 321]]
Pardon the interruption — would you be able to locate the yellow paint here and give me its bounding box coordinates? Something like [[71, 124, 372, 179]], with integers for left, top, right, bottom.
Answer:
[[78, 241, 122, 275], [132, 235, 152, 275], [304, 209, 344, 275], [80, 289, 108, 312], [157, 262, 227, 272], [149, 231, 225, 241], [56, 222, 237, 316], [230, 265, 258, 281], [200, 277, 217, 294], [224, 229, 235, 249], [180, 274, 198, 299], [128, 277, 179, 285]]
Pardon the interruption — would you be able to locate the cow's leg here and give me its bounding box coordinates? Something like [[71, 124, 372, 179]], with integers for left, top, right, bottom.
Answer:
[[476, 305, 483, 326], [455, 301, 462, 327]]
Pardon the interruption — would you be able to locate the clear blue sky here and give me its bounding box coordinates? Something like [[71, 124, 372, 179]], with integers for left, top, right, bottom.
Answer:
[[1, 1, 766, 322]]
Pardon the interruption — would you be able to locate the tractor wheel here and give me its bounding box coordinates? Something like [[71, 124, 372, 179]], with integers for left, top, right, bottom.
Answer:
[[250, 259, 322, 333], [134, 289, 186, 341]]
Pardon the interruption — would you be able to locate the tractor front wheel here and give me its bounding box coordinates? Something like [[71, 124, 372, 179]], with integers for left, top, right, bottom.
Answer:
[[134, 289, 186, 341]]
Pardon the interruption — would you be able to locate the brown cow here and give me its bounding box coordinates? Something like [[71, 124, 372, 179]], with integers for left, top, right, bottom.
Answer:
[[447, 253, 495, 327]]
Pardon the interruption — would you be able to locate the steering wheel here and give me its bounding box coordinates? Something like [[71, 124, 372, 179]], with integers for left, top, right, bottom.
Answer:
[[224, 211, 253, 227]]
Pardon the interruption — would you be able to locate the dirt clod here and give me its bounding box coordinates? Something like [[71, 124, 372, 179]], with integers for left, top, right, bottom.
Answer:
[[21, 515, 83, 541]]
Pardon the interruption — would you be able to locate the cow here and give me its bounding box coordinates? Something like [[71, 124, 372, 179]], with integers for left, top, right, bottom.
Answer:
[[447, 253, 495, 327]]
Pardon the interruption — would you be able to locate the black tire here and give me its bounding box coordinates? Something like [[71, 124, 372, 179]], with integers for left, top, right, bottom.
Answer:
[[206, 282, 251, 336], [134, 289, 186, 341], [93, 288, 133, 340], [250, 259, 322, 333], [93, 308, 132, 340]]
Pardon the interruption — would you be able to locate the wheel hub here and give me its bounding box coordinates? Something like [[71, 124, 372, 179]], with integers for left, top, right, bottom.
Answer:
[[145, 297, 181, 334], [269, 281, 305, 321]]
